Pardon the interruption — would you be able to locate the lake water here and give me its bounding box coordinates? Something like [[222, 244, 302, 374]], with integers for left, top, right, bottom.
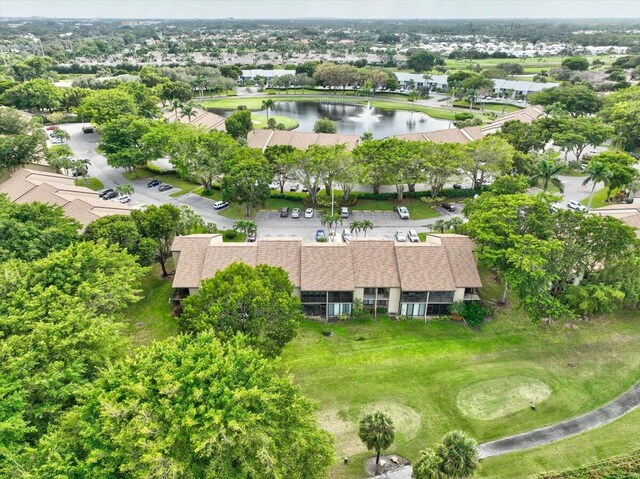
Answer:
[[252, 101, 452, 139]]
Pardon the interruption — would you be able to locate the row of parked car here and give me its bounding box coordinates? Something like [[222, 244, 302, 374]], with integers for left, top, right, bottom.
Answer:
[[147, 179, 174, 192], [98, 189, 130, 203]]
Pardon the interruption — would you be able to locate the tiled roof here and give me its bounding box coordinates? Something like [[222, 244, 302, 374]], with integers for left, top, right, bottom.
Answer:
[[163, 108, 226, 131], [0, 167, 132, 227], [171, 234, 480, 292], [480, 106, 545, 133], [246, 129, 360, 151]]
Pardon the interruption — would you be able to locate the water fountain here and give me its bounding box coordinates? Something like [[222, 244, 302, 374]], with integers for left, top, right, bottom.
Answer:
[[350, 101, 382, 122]]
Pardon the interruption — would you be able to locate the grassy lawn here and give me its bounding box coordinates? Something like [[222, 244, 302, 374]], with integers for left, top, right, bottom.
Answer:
[[351, 198, 439, 220], [281, 269, 640, 479], [122, 263, 179, 348], [580, 187, 617, 209], [453, 100, 523, 113], [251, 113, 299, 130], [74, 177, 104, 191], [443, 55, 619, 74], [123, 168, 202, 197]]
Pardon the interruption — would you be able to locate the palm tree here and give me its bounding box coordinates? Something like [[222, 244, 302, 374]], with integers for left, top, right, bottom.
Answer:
[[193, 75, 207, 99], [436, 431, 479, 479], [446, 217, 464, 233], [361, 220, 374, 237], [529, 155, 565, 193], [413, 449, 443, 479], [171, 99, 182, 121], [72, 158, 91, 179], [115, 184, 134, 197], [181, 104, 197, 123], [349, 220, 362, 237], [408, 91, 420, 123], [233, 220, 257, 237], [320, 213, 341, 241], [358, 411, 395, 467], [583, 160, 610, 210], [430, 219, 448, 234], [261, 99, 276, 122]]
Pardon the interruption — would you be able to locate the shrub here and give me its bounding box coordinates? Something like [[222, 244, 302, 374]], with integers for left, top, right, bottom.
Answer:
[[454, 112, 474, 121], [223, 229, 237, 240], [448, 301, 490, 327]]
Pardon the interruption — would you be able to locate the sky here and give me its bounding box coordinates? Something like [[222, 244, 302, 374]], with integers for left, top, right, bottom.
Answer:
[[2, 0, 639, 20]]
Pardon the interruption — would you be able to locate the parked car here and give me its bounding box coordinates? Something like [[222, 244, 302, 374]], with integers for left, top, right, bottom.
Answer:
[[304, 208, 314, 218], [340, 206, 349, 219], [453, 183, 463, 189], [567, 200, 587, 212], [395, 230, 407, 242], [316, 229, 326, 241], [50, 138, 64, 144], [158, 183, 174, 192], [441, 202, 456, 212], [247, 231, 257, 242], [81, 125, 95, 134], [342, 229, 352, 242], [289, 183, 300, 191], [99, 188, 115, 198], [116, 194, 131, 204], [291, 208, 300, 218], [102, 190, 118, 200], [279, 206, 290, 217], [397, 206, 410, 219], [213, 201, 229, 210], [147, 179, 161, 187], [302, 185, 320, 193], [408, 229, 420, 242], [269, 181, 279, 189], [46, 125, 59, 131]]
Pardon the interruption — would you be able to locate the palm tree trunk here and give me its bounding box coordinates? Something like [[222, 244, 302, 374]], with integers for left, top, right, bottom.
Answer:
[[376, 450, 380, 465], [587, 183, 596, 210]]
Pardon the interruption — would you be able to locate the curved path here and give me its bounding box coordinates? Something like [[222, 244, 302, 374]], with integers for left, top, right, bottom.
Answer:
[[477, 379, 640, 458], [366, 380, 640, 478]]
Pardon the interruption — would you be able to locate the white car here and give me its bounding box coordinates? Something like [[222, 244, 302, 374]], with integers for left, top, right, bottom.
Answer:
[[408, 229, 420, 242], [567, 200, 587, 212], [304, 208, 314, 218], [269, 181, 279, 189], [395, 230, 407, 242], [291, 208, 300, 218], [116, 194, 131, 203], [213, 201, 229, 210], [397, 206, 410, 219]]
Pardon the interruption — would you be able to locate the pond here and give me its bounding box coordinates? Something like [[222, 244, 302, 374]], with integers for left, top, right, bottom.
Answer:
[[246, 101, 452, 139]]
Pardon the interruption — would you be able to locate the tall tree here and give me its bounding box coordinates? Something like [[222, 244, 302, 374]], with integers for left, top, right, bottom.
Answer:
[[265, 144, 298, 194], [551, 116, 612, 161], [131, 204, 181, 276], [529, 85, 603, 117], [225, 109, 253, 140], [530, 151, 565, 193], [221, 149, 271, 217], [261, 98, 276, 122], [97, 115, 156, 172], [358, 411, 395, 466], [582, 160, 610, 210], [31, 333, 334, 479], [83, 214, 155, 265], [465, 136, 515, 189], [75, 89, 138, 124], [2, 79, 62, 112]]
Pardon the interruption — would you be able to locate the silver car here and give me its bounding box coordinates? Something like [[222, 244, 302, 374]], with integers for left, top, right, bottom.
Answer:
[[291, 208, 300, 218], [395, 230, 407, 242], [407, 229, 420, 242]]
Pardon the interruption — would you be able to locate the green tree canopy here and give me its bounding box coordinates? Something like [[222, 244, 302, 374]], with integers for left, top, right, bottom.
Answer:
[[83, 214, 155, 265], [224, 109, 253, 139], [97, 115, 157, 171], [358, 411, 395, 466], [406, 49, 442, 73], [32, 333, 334, 479], [561, 56, 590, 71], [2, 78, 62, 112], [75, 88, 138, 124], [131, 203, 181, 276], [529, 84, 603, 117], [221, 149, 272, 217], [180, 262, 302, 356], [313, 117, 338, 134]]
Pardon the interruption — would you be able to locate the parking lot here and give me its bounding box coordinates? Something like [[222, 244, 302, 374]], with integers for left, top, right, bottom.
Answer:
[[254, 209, 406, 221]]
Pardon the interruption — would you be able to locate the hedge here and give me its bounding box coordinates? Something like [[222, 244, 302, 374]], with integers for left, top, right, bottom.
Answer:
[[353, 187, 478, 201]]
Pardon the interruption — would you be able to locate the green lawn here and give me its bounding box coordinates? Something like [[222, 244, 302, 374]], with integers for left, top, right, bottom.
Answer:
[[443, 55, 620, 74], [281, 270, 640, 479], [580, 187, 617, 209], [351, 198, 439, 220], [453, 100, 523, 113], [74, 177, 104, 191], [251, 113, 299, 130], [123, 168, 202, 197], [122, 263, 179, 348]]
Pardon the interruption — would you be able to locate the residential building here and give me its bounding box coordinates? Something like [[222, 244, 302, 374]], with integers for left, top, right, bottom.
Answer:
[[162, 107, 226, 131], [246, 129, 361, 151], [240, 69, 291, 85], [170, 235, 481, 319], [0, 168, 131, 227], [393, 73, 557, 95]]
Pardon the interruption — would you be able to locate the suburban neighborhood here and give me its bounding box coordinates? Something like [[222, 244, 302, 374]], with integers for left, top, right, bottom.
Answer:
[[1, 3, 640, 479]]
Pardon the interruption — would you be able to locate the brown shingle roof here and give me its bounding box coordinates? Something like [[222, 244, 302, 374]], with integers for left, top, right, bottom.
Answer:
[[172, 235, 223, 289], [256, 238, 303, 287], [201, 243, 258, 282], [350, 238, 401, 287], [424, 128, 470, 144], [301, 243, 355, 291], [395, 243, 456, 291], [246, 129, 360, 151], [434, 234, 483, 288]]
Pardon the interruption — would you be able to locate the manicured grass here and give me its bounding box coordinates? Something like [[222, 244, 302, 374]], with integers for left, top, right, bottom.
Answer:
[[580, 187, 618, 209], [443, 55, 620, 74], [122, 263, 179, 348], [481, 408, 640, 478], [123, 168, 202, 196], [281, 270, 640, 479], [74, 177, 104, 191], [351, 198, 439, 220], [251, 113, 299, 130], [453, 100, 523, 113]]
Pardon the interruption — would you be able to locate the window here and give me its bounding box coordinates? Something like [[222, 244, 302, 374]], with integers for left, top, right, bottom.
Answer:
[[427, 303, 450, 316], [465, 288, 478, 295], [301, 291, 326, 303], [401, 303, 426, 317], [328, 303, 352, 316], [429, 291, 455, 303], [377, 288, 389, 298], [401, 291, 427, 302], [364, 288, 376, 296], [363, 299, 375, 306], [328, 291, 353, 303]]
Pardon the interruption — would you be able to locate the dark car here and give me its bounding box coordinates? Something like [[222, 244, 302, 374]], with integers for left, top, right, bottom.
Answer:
[[147, 179, 161, 187], [99, 188, 115, 198], [316, 229, 326, 242], [81, 125, 95, 134], [158, 183, 174, 192], [102, 190, 118, 200], [279, 207, 290, 218], [441, 202, 456, 212], [452, 183, 463, 189], [247, 231, 257, 242]]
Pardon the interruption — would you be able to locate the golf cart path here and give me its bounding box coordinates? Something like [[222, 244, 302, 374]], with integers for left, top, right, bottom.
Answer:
[[366, 379, 640, 478]]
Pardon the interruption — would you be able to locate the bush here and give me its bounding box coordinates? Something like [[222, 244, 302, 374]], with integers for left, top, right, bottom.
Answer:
[[454, 112, 474, 121], [448, 301, 490, 327], [223, 229, 237, 240]]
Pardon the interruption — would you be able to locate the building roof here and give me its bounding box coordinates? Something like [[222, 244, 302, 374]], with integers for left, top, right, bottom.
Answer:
[[163, 107, 226, 131], [395, 126, 486, 145], [480, 105, 546, 133], [246, 129, 361, 151], [171, 234, 481, 291], [0, 167, 131, 227]]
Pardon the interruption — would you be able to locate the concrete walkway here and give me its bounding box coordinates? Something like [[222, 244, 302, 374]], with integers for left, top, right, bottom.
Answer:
[[477, 379, 640, 458]]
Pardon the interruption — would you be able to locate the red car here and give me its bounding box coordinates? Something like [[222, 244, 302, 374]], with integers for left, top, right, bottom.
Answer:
[[46, 125, 59, 131]]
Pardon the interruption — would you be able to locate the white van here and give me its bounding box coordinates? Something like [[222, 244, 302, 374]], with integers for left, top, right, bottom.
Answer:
[[340, 207, 349, 219]]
